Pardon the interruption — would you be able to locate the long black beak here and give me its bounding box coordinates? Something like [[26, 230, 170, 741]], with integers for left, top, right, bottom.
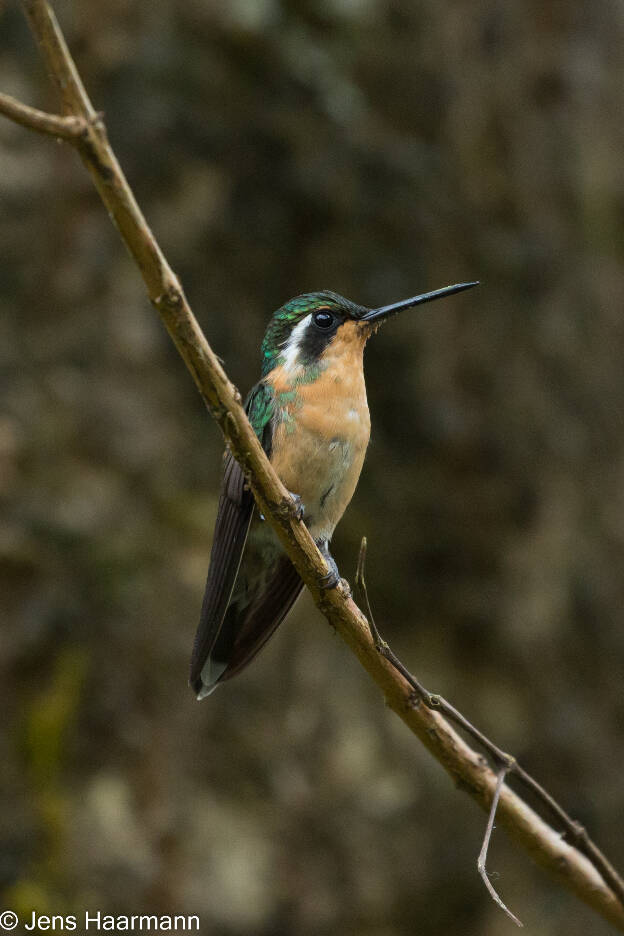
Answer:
[[361, 280, 479, 323]]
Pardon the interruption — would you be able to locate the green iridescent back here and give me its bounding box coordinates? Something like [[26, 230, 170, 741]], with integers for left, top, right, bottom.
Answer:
[[245, 382, 275, 453]]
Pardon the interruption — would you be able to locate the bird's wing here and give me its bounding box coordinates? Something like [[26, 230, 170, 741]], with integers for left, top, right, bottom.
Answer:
[[189, 381, 275, 695], [210, 554, 305, 684]]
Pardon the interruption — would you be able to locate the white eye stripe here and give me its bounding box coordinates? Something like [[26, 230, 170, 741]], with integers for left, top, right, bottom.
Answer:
[[280, 314, 311, 371]]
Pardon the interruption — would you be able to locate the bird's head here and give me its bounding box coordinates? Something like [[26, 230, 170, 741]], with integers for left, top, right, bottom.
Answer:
[[260, 283, 477, 378]]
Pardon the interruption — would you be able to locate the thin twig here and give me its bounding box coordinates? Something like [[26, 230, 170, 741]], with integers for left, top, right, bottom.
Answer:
[[3, 4, 624, 930], [355, 538, 383, 646], [357, 539, 521, 923], [478, 765, 523, 927], [0, 91, 84, 138], [356, 539, 512, 765], [354, 537, 624, 914]]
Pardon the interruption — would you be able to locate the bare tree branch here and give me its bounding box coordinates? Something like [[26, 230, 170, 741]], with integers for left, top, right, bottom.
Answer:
[[3, 1, 624, 930]]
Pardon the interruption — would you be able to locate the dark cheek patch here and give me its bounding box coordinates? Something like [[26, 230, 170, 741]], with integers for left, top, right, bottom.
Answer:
[[298, 321, 339, 365]]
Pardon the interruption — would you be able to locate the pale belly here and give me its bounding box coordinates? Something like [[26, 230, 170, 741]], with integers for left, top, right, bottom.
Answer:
[[270, 397, 371, 542]]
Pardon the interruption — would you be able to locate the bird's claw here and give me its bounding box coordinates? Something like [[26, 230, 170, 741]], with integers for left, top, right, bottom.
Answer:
[[319, 569, 340, 589], [316, 539, 343, 590], [288, 491, 305, 521], [318, 572, 351, 594]]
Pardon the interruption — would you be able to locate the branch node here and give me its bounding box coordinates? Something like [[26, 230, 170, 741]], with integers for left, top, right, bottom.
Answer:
[[338, 577, 352, 599], [499, 753, 517, 771], [0, 90, 87, 140], [571, 821, 588, 844], [154, 286, 183, 311]]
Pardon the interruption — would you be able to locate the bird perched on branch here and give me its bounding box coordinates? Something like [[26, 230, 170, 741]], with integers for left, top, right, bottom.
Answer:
[[190, 281, 477, 698]]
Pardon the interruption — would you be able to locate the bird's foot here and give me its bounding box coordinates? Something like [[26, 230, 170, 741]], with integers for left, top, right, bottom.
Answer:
[[319, 568, 341, 590], [262, 492, 304, 523], [277, 491, 304, 522], [319, 573, 351, 595], [288, 491, 305, 521], [316, 540, 345, 590]]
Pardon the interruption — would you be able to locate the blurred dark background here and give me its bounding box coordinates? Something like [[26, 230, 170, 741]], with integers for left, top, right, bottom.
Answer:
[[1, 1, 624, 934]]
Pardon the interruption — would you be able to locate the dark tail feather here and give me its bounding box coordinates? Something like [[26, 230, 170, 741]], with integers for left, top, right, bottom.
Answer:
[[210, 556, 304, 687]]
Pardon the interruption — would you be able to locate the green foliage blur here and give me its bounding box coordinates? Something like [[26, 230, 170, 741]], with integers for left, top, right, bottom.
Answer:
[[1, 2, 624, 934]]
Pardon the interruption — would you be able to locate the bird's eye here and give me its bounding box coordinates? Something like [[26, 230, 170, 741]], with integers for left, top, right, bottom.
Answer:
[[313, 310, 335, 329]]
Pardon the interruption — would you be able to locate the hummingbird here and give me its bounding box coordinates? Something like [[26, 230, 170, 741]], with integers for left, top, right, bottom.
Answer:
[[190, 281, 477, 699]]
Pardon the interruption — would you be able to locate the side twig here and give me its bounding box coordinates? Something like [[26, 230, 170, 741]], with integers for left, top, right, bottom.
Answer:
[[478, 765, 522, 927], [355, 536, 624, 915], [356, 540, 521, 924], [3, 3, 624, 930], [0, 91, 84, 138]]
